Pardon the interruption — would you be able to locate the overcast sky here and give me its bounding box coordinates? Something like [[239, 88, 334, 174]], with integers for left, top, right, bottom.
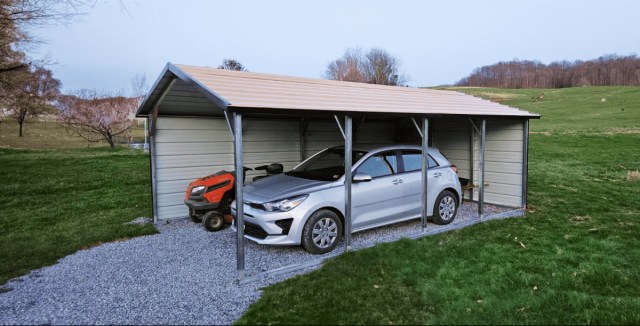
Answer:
[[32, 0, 640, 95]]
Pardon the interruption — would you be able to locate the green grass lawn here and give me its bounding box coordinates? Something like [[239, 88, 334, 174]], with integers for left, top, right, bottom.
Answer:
[[0, 147, 157, 285], [237, 87, 640, 325]]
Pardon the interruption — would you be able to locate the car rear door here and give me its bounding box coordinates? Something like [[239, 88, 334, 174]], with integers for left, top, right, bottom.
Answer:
[[400, 150, 442, 217], [351, 150, 406, 230]]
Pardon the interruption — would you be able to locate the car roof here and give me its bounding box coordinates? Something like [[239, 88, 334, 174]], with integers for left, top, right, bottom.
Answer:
[[327, 144, 450, 166], [329, 144, 438, 154]]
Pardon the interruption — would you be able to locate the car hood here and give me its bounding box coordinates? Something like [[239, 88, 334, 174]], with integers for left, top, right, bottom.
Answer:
[[243, 174, 334, 202]]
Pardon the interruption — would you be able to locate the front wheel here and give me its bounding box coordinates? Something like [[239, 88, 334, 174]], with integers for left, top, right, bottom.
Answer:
[[202, 211, 226, 232], [432, 190, 458, 225], [302, 210, 343, 254]]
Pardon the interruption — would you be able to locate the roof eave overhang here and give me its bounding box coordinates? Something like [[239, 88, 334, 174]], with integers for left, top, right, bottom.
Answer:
[[135, 63, 230, 117]]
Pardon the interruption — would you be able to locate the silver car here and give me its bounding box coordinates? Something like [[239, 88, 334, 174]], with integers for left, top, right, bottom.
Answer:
[[232, 145, 463, 254]]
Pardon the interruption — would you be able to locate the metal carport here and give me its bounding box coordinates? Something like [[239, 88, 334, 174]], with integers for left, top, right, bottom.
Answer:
[[137, 63, 540, 282]]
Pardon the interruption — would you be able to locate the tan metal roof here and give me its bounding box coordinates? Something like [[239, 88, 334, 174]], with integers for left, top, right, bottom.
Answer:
[[137, 63, 539, 118]]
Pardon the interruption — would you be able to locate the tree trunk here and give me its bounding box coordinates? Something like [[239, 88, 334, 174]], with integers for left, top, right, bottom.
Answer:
[[18, 120, 24, 137], [106, 136, 115, 148]]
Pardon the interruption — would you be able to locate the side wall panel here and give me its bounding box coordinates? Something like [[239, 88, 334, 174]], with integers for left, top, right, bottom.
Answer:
[[303, 119, 397, 158], [472, 120, 524, 207], [432, 117, 472, 199], [153, 116, 300, 220]]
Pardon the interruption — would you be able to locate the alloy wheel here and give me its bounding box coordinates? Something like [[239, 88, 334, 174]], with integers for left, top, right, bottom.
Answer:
[[439, 196, 456, 220], [312, 218, 338, 248]]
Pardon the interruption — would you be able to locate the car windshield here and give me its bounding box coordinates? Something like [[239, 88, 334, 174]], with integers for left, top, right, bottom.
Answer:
[[288, 148, 367, 181]]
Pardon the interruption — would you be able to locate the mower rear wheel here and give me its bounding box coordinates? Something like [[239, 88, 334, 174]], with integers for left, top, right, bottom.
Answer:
[[189, 208, 202, 223], [202, 211, 226, 232]]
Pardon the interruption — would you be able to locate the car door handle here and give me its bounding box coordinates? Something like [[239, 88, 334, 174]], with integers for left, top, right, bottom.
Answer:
[[392, 179, 403, 185], [434, 172, 442, 177]]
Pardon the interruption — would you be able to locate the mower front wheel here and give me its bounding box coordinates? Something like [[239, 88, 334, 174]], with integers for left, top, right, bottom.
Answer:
[[189, 208, 202, 223], [202, 211, 226, 232]]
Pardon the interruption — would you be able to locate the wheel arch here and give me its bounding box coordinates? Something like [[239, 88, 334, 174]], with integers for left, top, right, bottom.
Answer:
[[305, 206, 346, 238], [443, 187, 461, 206]]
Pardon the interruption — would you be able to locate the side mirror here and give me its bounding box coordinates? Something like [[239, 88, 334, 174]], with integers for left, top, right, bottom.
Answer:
[[353, 173, 372, 183]]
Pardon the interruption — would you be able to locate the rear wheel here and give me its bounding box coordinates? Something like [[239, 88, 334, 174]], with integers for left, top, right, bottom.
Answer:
[[202, 211, 226, 232], [189, 208, 202, 223], [302, 210, 343, 254], [432, 190, 458, 225]]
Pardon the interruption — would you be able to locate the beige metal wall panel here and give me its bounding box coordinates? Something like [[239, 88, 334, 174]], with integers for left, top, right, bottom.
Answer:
[[472, 120, 524, 207], [153, 117, 302, 220], [303, 119, 398, 159], [303, 120, 343, 158], [432, 117, 472, 199]]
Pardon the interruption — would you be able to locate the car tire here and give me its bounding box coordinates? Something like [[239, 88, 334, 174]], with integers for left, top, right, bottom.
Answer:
[[432, 190, 458, 225], [302, 210, 343, 254], [202, 211, 225, 232], [189, 208, 202, 223]]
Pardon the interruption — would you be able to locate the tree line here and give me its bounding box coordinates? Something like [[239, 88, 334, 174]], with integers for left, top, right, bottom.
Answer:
[[455, 54, 640, 88]]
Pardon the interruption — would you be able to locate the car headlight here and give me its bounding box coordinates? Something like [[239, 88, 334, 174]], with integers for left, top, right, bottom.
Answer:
[[262, 195, 308, 212], [191, 185, 205, 194]]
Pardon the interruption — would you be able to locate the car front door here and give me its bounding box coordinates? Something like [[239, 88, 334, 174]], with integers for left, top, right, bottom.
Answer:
[[351, 150, 406, 230]]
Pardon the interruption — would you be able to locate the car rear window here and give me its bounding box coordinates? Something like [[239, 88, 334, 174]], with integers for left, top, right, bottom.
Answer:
[[401, 150, 438, 172]]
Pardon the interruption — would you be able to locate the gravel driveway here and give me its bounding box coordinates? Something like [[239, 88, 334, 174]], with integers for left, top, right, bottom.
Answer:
[[0, 202, 521, 325]]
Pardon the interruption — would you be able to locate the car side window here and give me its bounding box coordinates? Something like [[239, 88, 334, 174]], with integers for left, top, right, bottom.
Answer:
[[402, 151, 438, 172], [356, 151, 398, 178]]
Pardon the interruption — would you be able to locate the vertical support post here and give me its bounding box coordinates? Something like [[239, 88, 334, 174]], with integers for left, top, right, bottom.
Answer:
[[150, 106, 160, 224], [469, 123, 474, 201], [522, 119, 529, 208], [144, 118, 148, 151], [344, 116, 353, 251], [299, 118, 305, 162], [234, 112, 245, 281], [479, 119, 487, 219], [420, 117, 429, 231]]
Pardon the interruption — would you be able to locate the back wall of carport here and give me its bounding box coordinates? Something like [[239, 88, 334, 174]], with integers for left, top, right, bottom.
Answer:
[[153, 115, 526, 221]]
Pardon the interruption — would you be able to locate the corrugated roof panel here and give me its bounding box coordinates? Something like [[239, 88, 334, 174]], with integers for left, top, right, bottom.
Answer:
[[136, 63, 540, 118]]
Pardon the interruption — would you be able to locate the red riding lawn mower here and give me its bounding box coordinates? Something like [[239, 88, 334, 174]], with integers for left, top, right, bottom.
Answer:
[[184, 163, 283, 232]]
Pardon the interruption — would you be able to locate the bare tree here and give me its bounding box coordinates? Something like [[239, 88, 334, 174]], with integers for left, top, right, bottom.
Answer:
[[363, 48, 405, 86], [324, 47, 406, 86], [130, 73, 148, 103], [324, 48, 367, 82], [455, 54, 640, 88], [1, 0, 89, 82], [218, 59, 247, 71], [57, 90, 138, 148], [2, 67, 61, 136]]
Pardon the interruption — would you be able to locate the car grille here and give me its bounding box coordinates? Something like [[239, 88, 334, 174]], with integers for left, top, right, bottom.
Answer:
[[243, 221, 269, 239]]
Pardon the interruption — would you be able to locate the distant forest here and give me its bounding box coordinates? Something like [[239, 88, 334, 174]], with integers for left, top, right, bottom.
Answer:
[[455, 54, 640, 88]]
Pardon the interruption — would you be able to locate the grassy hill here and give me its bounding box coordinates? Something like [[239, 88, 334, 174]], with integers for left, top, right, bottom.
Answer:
[[0, 119, 146, 149], [447, 86, 640, 133], [237, 86, 640, 324]]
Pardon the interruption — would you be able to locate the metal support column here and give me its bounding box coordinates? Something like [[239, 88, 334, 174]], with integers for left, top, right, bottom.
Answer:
[[420, 117, 429, 231], [522, 119, 529, 208], [149, 105, 160, 224], [234, 112, 245, 281], [479, 119, 486, 219], [344, 116, 353, 251]]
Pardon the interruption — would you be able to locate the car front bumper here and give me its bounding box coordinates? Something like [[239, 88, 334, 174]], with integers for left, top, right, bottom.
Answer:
[[231, 202, 312, 246]]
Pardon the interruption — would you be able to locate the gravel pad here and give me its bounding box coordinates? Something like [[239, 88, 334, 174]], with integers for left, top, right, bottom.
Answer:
[[0, 202, 521, 325]]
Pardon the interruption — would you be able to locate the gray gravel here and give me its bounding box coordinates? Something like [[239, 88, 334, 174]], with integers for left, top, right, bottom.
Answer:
[[0, 202, 521, 325]]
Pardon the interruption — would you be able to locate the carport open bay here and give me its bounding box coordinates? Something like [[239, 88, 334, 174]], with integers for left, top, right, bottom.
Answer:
[[0, 202, 520, 325]]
